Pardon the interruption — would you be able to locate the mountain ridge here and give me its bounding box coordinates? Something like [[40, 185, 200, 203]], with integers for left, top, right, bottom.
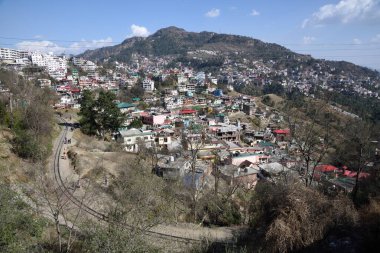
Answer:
[[78, 26, 299, 62], [78, 26, 379, 79]]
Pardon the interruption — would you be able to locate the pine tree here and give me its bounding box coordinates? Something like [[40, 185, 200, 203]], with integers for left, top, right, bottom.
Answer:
[[79, 90, 98, 135], [95, 90, 124, 138]]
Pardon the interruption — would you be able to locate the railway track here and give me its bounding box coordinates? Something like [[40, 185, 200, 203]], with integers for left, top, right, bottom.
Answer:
[[52, 119, 227, 245]]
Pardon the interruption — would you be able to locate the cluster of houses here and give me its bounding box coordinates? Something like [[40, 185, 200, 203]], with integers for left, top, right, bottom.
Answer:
[[75, 86, 292, 190], [40, 63, 373, 193], [1, 49, 376, 192]]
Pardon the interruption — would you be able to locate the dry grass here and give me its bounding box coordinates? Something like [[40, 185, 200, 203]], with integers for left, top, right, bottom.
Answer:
[[228, 111, 252, 123], [69, 130, 136, 184], [266, 94, 284, 105], [73, 130, 122, 152], [0, 128, 36, 183], [254, 182, 358, 253]]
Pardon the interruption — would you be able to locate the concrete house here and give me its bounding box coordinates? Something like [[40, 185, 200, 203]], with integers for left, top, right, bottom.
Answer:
[[218, 164, 259, 189], [119, 128, 154, 153]]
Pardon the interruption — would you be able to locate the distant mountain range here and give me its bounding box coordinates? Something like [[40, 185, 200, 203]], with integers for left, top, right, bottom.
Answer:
[[78, 26, 378, 77]]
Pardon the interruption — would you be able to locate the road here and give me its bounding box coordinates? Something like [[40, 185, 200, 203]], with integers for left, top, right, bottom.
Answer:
[[52, 117, 246, 245]]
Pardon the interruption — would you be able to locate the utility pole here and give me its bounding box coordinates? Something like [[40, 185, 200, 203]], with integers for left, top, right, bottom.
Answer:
[[9, 93, 13, 129]]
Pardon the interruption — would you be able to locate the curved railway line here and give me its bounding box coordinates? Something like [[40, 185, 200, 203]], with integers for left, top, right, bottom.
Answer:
[[53, 119, 232, 245]]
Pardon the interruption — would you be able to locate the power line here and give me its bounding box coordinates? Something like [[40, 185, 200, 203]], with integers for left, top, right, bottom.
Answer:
[[1, 43, 379, 59], [0, 42, 115, 49], [0, 35, 379, 47], [0, 37, 379, 63], [0, 36, 116, 44], [1, 41, 379, 51], [0, 41, 379, 53]]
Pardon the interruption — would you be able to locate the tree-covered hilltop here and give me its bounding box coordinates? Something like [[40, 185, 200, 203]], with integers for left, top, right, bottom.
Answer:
[[79, 27, 380, 78], [78, 26, 300, 63]]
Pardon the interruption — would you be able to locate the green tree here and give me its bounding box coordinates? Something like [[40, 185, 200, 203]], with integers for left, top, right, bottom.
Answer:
[[263, 83, 284, 95], [95, 90, 124, 138], [128, 118, 143, 129], [0, 184, 45, 252], [79, 90, 98, 135], [129, 83, 145, 99], [79, 90, 124, 138], [12, 129, 44, 160]]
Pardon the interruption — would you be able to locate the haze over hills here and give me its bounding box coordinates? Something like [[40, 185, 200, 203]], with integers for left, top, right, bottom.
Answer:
[[79, 26, 379, 79]]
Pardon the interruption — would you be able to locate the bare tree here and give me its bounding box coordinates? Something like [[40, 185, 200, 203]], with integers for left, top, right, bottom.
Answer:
[[286, 102, 332, 187], [335, 120, 377, 203], [181, 124, 207, 222], [33, 169, 90, 253]]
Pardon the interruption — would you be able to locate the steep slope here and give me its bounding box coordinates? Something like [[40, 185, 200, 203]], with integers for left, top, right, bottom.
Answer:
[[78, 26, 299, 63], [78, 26, 379, 80]]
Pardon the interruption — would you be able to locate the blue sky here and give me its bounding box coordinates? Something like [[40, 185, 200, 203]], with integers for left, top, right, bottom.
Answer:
[[0, 0, 380, 70]]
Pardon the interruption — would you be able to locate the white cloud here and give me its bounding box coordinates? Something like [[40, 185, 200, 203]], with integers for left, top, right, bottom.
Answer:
[[205, 8, 220, 18], [250, 9, 260, 16], [16, 37, 114, 54], [371, 33, 380, 42], [353, 38, 362, 44], [16, 40, 65, 54], [69, 37, 113, 53], [130, 24, 150, 37], [303, 36, 316, 44], [302, 0, 380, 28]]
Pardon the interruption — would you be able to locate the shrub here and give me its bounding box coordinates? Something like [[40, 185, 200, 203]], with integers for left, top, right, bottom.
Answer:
[[12, 129, 47, 161], [250, 182, 357, 253]]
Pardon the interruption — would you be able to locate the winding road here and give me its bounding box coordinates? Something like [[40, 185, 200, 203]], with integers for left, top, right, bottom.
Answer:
[[52, 117, 242, 245]]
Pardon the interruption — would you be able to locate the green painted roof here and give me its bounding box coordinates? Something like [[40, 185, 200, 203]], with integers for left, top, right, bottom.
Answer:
[[258, 141, 275, 147], [117, 102, 135, 109]]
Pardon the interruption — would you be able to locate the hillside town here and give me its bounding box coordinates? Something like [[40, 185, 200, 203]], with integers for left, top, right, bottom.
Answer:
[[1, 0, 380, 249], [1, 47, 375, 193]]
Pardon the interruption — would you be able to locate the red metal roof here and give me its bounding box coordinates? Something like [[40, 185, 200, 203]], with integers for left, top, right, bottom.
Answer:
[[273, 129, 290, 135], [343, 170, 370, 179], [179, 109, 197, 114], [315, 164, 339, 173]]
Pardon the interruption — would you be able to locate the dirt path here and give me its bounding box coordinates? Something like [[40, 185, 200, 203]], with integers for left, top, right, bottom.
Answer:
[[52, 116, 247, 244]]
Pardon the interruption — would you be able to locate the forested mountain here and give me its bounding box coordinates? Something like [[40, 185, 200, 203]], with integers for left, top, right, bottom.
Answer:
[[79, 26, 379, 79]]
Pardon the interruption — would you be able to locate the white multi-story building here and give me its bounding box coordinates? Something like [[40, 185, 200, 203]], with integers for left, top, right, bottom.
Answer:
[[82, 60, 97, 78], [177, 82, 187, 92], [186, 83, 196, 93], [142, 78, 155, 91], [0, 48, 24, 60], [31, 53, 67, 80], [177, 74, 188, 84], [73, 57, 85, 66], [82, 60, 96, 71], [31, 53, 46, 66], [1, 48, 67, 80]]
